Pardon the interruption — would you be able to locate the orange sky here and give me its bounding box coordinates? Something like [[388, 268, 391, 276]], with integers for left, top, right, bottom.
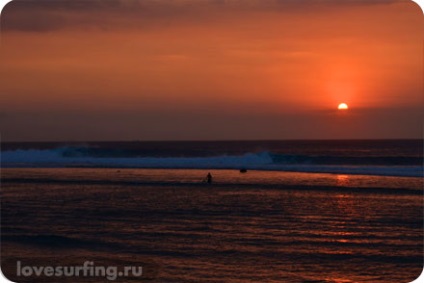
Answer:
[[0, 0, 422, 141]]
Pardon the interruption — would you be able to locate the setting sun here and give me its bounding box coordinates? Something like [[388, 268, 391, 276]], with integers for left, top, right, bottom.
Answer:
[[338, 103, 349, 110]]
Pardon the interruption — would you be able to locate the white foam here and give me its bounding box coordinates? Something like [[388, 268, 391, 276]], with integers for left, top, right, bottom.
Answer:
[[1, 149, 422, 177]]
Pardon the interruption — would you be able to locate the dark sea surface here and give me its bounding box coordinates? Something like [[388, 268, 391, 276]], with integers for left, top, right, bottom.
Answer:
[[2, 140, 423, 177], [1, 140, 423, 282]]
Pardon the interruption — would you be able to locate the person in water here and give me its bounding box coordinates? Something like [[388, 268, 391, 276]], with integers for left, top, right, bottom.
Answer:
[[206, 172, 213, 184]]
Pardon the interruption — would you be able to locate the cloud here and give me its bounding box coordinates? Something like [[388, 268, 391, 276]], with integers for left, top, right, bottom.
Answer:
[[1, 0, 406, 32]]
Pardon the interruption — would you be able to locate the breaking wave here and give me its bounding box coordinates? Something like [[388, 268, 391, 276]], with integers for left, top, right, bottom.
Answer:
[[1, 147, 422, 177]]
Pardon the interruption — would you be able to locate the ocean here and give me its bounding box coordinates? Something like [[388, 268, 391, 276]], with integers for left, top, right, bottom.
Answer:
[[2, 140, 423, 177], [1, 140, 423, 282]]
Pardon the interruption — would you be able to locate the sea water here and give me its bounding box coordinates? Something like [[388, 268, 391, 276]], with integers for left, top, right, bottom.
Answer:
[[1, 140, 423, 282]]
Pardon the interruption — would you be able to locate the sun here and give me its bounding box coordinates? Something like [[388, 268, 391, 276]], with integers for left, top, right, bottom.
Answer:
[[338, 103, 348, 110]]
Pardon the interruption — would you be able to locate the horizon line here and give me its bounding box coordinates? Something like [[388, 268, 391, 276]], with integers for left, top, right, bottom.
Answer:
[[2, 138, 423, 144]]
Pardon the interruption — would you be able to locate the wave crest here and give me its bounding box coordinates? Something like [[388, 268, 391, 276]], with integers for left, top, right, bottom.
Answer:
[[1, 148, 422, 177]]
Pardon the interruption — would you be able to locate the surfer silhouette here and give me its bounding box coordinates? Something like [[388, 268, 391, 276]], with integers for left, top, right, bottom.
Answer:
[[206, 172, 213, 184]]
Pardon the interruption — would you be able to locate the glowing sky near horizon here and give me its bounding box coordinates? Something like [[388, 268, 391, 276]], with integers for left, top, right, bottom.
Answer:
[[0, 0, 422, 141]]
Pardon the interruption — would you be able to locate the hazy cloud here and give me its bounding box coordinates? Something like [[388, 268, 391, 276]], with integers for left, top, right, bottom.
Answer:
[[1, 0, 407, 32]]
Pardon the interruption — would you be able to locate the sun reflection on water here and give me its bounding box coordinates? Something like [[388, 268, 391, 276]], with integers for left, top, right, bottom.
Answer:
[[336, 174, 350, 186]]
